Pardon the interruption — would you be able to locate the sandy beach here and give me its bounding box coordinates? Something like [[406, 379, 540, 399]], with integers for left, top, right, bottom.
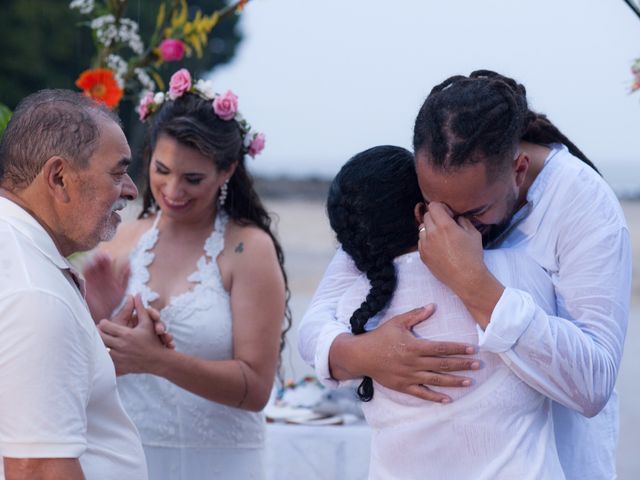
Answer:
[[114, 192, 639, 477], [264, 197, 640, 479]]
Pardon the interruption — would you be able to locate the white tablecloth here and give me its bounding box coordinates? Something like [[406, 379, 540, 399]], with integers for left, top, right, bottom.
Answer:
[[265, 423, 371, 479]]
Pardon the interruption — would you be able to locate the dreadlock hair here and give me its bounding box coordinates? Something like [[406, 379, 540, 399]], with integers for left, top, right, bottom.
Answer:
[[327, 145, 423, 401], [412, 70, 599, 176], [138, 92, 291, 375]]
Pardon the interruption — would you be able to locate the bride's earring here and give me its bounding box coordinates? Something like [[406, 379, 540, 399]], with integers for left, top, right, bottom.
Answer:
[[218, 180, 229, 208]]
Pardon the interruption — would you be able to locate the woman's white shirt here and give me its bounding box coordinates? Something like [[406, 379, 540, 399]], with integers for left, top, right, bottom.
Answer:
[[336, 249, 563, 479]]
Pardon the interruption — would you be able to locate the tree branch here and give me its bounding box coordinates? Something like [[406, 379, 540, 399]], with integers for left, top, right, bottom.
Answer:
[[623, 0, 640, 21]]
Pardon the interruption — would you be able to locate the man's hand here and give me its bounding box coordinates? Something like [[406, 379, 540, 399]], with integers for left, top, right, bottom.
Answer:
[[99, 295, 170, 375], [329, 305, 480, 403], [419, 202, 486, 294], [3, 457, 85, 480], [419, 202, 504, 328], [82, 252, 129, 323]]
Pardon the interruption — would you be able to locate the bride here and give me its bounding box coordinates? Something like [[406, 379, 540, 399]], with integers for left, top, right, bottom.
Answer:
[[83, 69, 290, 479]]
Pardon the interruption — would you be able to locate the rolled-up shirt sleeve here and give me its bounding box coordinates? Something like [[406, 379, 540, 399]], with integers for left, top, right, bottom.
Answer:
[[479, 225, 631, 418], [0, 290, 93, 458], [297, 248, 360, 387]]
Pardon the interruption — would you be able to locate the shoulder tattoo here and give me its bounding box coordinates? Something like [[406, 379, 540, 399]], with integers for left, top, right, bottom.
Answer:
[[234, 242, 244, 253]]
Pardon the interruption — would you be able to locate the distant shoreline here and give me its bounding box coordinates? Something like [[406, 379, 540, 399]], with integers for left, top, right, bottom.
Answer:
[[254, 175, 640, 201], [254, 176, 331, 201]]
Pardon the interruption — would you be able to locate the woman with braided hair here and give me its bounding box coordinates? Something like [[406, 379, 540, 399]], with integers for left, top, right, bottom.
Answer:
[[327, 146, 424, 402], [300, 71, 630, 479], [327, 145, 565, 479]]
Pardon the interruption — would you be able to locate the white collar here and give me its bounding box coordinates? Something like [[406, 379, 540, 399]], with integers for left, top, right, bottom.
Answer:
[[487, 144, 564, 247], [0, 196, 74, 272], [524, 143, 564, 207]]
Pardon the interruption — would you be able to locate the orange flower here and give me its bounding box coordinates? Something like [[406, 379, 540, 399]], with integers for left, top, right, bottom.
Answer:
[[75, 68, 124, 109], [236, 0, 248, 12]]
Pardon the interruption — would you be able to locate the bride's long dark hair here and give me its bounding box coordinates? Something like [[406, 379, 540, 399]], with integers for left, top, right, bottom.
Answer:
[[138, 93, 292, 368]]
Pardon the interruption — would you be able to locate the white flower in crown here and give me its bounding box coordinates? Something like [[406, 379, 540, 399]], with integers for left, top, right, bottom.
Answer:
[[194, 79, 216, 99], [243, 131, 254, 149], [153, 92, 165, 104]]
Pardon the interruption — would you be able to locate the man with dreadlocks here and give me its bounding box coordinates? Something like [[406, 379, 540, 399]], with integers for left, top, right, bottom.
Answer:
[[298, 71, 630, 479]]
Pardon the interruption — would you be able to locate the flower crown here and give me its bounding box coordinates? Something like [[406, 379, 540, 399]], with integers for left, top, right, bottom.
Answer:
[[137, 68, 265, 158]]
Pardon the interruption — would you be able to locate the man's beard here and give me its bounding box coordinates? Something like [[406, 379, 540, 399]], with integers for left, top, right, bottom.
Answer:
[[478, 218, 512, 247], [96, 198, 128, 243], [476, 190, 519, 248]]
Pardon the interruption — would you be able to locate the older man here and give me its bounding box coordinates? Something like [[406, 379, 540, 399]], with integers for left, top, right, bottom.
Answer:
[[0, 90, 147, 479]]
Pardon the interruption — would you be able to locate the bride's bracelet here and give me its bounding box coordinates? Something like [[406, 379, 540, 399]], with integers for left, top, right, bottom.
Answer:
[[236, 361, 249, 408]]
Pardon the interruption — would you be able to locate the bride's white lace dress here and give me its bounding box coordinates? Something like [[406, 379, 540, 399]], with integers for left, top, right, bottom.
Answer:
[[117, 212, 266, 479]]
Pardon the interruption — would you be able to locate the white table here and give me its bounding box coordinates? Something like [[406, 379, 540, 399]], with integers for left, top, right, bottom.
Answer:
[[265, 423, 371, 479]]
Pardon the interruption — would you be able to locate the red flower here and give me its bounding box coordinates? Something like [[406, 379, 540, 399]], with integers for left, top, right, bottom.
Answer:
[[75, 68, 124, 109], [159, 39, 186, 62]]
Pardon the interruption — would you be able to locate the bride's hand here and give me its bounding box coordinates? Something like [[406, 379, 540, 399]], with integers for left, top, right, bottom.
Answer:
[[110, 296, 175, 349], [140, 306, 175, 349], [83, 252, 130, 323], [99, 295, 169, 375]]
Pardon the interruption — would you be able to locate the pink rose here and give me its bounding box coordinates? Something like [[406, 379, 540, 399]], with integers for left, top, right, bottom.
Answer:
[[159, 39, 185, 62], [168, 68, 192, 100], [248, 132, 266, 158], [137, 91, 155, 121], [632, 63, 640, 92], [212, 90, 239, 120]]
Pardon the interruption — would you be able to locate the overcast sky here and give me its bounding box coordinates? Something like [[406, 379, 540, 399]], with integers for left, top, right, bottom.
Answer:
[[210, 0, 640, 189]]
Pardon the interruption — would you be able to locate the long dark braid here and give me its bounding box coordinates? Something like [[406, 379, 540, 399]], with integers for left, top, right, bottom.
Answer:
[[413, 69, 599, 174], [327, 146, 423, 401], [138, 93, 292, 370]]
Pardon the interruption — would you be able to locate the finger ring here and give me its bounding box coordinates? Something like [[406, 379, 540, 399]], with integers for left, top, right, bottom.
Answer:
[[419, 225, 427, 234]]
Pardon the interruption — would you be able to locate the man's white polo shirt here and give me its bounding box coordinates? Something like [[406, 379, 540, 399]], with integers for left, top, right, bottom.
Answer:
[[0, 197, 147, 479]]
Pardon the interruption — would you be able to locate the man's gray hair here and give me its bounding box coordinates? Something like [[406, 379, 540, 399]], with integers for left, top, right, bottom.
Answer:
[[0, 89, 121, 189]]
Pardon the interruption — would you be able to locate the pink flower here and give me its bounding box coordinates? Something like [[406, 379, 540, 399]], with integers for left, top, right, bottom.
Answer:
[[137, 91, 155, 121], [631, 63, 640, 93], [168, 68, 192, 100], [159, 39, 185, 62], [213, 90, 239, 120], [248, 132, 266, 158]]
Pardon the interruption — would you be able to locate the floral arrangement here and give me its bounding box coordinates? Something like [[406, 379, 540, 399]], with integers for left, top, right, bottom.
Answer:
[[625, 1, 640, 92], [274, 376, 325, 404], [70, 0, 251, 109], [139, 68, 265, 158], [632, 59, 640, 93]]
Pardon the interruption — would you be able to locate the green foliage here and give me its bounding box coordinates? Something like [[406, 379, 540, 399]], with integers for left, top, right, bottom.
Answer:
[[0, 0, 92, 110], [0, 104, 12, 140]]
